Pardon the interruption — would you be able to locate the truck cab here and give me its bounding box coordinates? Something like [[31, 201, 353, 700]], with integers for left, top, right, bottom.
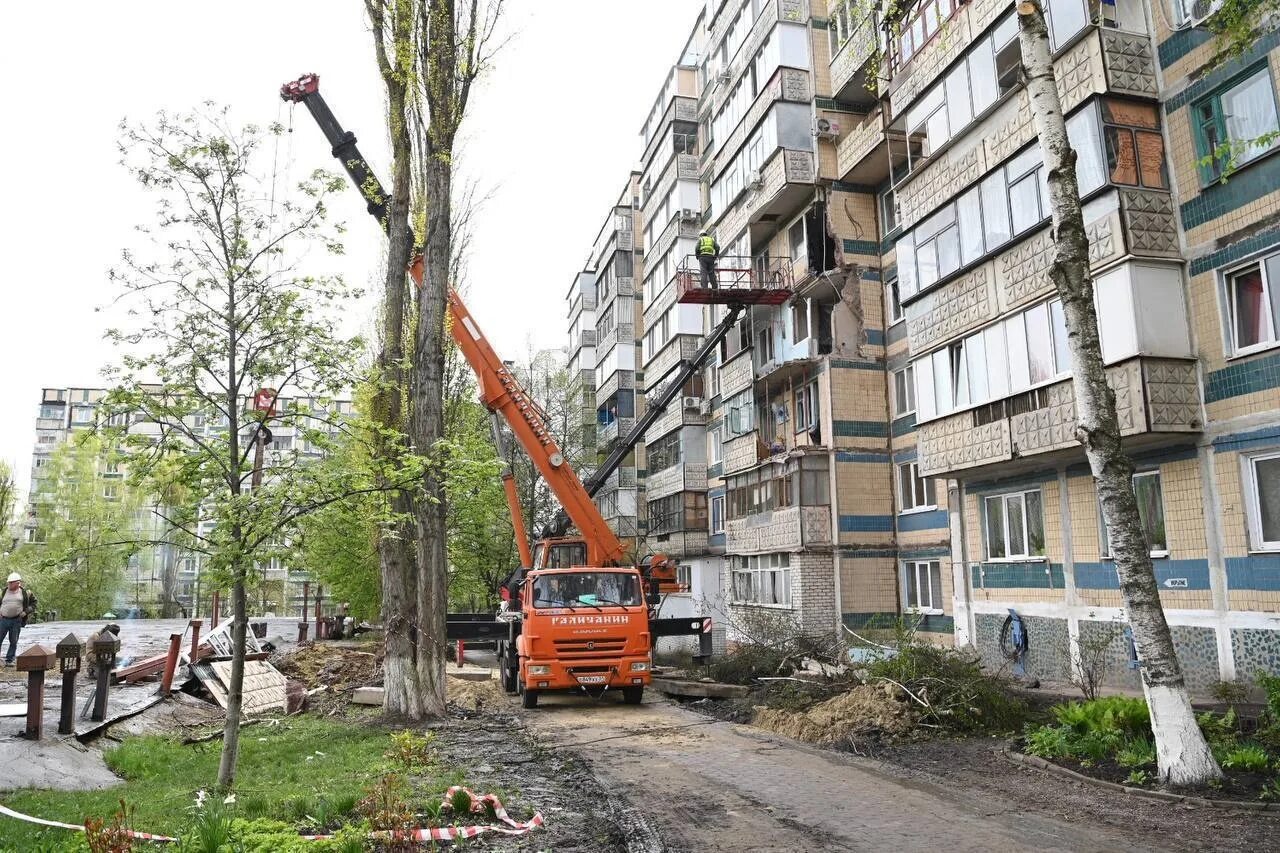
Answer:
[[514, 566, 652, 708]]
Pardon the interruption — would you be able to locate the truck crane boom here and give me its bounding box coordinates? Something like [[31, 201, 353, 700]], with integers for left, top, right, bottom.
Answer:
[[281, 73, 626, 568]]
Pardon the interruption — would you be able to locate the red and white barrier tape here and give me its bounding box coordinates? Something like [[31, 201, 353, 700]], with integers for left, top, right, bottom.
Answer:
[[0, 803, 178, 842], [1, 785, 542, 845]]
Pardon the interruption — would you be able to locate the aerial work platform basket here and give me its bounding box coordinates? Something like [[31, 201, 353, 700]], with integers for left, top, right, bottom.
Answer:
[[675, 255, 793, 306]]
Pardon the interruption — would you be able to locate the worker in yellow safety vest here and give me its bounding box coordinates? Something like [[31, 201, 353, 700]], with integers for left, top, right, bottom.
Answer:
[[696, 229, 720, 289]]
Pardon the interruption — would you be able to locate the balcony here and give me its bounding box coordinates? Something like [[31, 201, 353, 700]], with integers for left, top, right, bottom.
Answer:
[[602, 465, 638, 491], [829, 18, 877, 106], [720, 349, 755, 398], [745, 149, 816, 244], [599, 416, 636, 448], [726, 505, 832, 555], [707, 0, 809, 118], [645, 401, 708, 445], [596, 322, 636, 356], [596, 370, 635, 403], [646, 463, 709, 500], [723, 432, 767, 476], [835, 109, 888, 186], [917, 357, 1200, 478], [644, 334, 700, 384], [35, 417, 63, 431], [755, 337, 821, 385], [649, 529, 710, 559], [712, 65, 811, 182], [572, 329, 597, 352]]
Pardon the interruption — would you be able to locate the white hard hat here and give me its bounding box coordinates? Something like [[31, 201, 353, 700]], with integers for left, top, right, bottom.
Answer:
[[6, 573, 20, 583]]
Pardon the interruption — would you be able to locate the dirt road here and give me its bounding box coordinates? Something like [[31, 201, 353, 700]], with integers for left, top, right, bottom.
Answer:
[[523, 691, 1167, 853]]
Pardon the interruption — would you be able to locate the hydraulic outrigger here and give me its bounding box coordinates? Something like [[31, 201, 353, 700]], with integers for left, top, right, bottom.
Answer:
[[282, 73, 792, 706]]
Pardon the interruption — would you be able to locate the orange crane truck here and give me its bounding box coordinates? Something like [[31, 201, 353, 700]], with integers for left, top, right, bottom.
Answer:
[[282, 75, 796, 707]]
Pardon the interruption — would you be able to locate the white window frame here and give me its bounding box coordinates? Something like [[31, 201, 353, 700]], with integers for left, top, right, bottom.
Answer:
[[711, 495, 726, 535], [887, 277, 903, 324], [1100, 470, 1169, 559], [794, 381, 819, 433], [897, 461, 936, 514], [984, 488, 1046, 561], [1246, 450, 1280, 551], [903, 560, 943, 614], [1223, 252, 1280, 358], [730, 552, 792, 607], [892, 366, 916, 417]]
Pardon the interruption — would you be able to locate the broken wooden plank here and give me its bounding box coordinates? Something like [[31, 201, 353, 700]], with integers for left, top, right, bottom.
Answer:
[[650, 677, 749, 699]]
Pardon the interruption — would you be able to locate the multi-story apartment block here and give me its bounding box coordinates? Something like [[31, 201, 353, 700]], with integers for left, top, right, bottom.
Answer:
[[25, 386, 349, 616], [566, 268, 599, 472], [563, 0, 1280, 689], [591, 176, 648, 550]]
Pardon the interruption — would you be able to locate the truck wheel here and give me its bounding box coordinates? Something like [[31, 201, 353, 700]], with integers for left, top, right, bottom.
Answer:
[[520, 683, 539, 709], [500, 659, 517, 694], [622, 686, 644, 705]]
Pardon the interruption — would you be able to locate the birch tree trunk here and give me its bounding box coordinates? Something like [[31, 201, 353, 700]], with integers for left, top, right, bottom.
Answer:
[[1016, 2, 1220, 785]]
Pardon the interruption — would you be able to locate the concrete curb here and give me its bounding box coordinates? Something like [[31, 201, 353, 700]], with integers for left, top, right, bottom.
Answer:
[[1001, 746, 1280, 812]]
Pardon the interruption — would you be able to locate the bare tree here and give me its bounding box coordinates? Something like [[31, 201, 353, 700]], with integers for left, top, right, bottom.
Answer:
[[1015, 1, 1220, 785]]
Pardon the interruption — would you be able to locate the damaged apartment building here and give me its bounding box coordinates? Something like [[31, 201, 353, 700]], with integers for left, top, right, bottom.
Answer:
[[564, 0, 1280, 689]]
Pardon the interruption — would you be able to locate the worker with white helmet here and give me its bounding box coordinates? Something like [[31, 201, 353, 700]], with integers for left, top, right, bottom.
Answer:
[[0, 572, 37, 666]]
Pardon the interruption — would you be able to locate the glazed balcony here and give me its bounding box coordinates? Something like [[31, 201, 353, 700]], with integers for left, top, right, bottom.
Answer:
[[649, 529, 710, 559], [644, 399, 708, 445], [725, 505, 832, 555], [596, 322, 636, 357], [723, 432, 767, 476], [596, 370, 635, 404], [720, 348, 755, 398], [917, 357, 1200, 478], [643, 334, 700, 386], [599, 416, 637, 448], [646, 463, 709, 500], [829, 17, 877, 106]]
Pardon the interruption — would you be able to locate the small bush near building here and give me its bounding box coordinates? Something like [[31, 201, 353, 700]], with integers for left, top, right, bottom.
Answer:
[[1023, 688, 1280, 799]]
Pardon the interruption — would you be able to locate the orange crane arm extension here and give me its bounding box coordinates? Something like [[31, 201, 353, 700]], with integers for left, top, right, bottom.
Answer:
[[282, 74, 626, 568], [408, 259, 627, 568]]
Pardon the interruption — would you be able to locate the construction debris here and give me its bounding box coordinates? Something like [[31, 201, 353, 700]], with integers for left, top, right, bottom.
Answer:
[[190, 660, 288, 714], [651, 677, 750, 700]]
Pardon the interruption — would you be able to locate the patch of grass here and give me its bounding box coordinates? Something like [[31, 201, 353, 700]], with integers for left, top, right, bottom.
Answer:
[[1115, 736, 1156, 768], [1, 716, 393, 850], [1220, 744, 1271, 772]]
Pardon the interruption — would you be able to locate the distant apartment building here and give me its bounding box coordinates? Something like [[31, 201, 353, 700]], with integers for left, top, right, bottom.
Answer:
[[26, 386, 349, 615], [565, 0, 1280, 690]]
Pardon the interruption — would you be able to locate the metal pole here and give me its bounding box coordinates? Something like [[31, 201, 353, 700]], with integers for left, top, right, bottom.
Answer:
[[91, 659, 111, 722], [189, 619, 203, 659], [160, 633, 182, 696]]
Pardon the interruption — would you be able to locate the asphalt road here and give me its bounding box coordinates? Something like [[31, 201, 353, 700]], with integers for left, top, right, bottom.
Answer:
[[520, 690, 1168, 853]]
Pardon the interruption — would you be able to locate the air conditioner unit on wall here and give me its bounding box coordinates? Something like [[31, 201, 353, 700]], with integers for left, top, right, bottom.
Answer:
[[680, 208, 700, 221], [682, 396, 702, 410], [1189, 0, 1223, 25], [815, 118, 841, 140]]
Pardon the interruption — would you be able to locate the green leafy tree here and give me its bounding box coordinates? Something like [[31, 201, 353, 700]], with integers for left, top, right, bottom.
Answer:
[[0, 461, 17, 542], [106, 106, 381, 789], [11, 435, 142, 619]]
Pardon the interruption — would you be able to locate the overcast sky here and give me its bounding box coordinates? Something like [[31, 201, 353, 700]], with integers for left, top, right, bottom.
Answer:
[[0, 0, 700, 507]]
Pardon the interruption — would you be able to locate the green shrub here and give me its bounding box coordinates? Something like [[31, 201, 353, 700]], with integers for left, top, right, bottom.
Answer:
[[1125, 768, 1153, 786], [1051, 696, 1150, 737], [1220, 744, 1271, 772], [1074, 728, 1127, 762], [1116, 736, 1157, 768], [1023, 724, 1073, 759], [1197, 707, 1240, 752]]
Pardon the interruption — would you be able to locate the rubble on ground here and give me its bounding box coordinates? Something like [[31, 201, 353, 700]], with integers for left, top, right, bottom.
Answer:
[[752, 681, 917, 745]]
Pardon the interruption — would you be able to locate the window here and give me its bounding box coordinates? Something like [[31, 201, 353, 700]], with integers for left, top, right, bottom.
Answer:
[[709, 426, 723, 464], [893, 366, 916, 416], [904, 560, 943, 612], [1225, 252, 1280, 355], [103, 484, 118, 500], [676, 564, 693, 588], [725, 389, 755, 438], [648, 493, 707, 536], [984, 490, 1046, 560], [1194, 68, 1280, 184], [792, 300, 810, 342], [1100, 100, 1167, 190], [711, 495, 726, 534], [1247, 451, 1280, 550], [789, 218, 806, 261], [1101, 471, 1168, 557], [887, 278, 903, 323], [897, 461, 936, 512], [880, 190, 899, 234], [731, 553, 791, 606], [71, 407, 94, 424], [793, 382, 819, 432], [647, 431, 682, 474]]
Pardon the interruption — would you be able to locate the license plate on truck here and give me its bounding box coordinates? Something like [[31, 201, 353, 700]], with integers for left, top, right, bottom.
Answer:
[[576, 675, 606, 684]]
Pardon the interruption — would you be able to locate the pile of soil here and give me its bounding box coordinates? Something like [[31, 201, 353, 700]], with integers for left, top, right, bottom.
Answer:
[[447, 675, 508, 714], [274, 644, 382, 709], [753, 681, 917, 745]]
